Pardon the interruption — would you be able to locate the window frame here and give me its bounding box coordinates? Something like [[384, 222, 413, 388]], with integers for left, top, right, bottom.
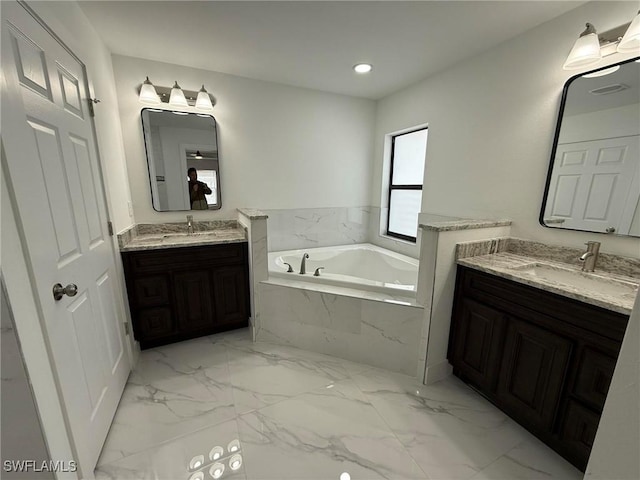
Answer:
[[386, 126, 427, 242]]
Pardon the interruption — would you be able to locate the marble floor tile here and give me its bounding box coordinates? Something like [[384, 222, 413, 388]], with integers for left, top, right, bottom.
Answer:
[[98, 340, 236, 465], [237, 380, 428, 479], [351, 369, 533, 480], [96, 330, 581, 480], [470, 437, 583, 480], [226, 341, 351, 415], [96, 419, 247, 480]]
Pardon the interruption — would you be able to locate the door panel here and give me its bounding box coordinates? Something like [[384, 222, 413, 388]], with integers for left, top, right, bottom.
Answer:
[[546, 136, 640, 233], [96, 272, 125, 372], [1, 3, 130, 475]]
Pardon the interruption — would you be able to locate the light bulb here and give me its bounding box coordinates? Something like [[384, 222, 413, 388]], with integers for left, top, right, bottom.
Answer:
[[563, 23, 602, 70], [169, 81, 188, 107], [195, 85, 214, 110], [139, 76, 160, 104]]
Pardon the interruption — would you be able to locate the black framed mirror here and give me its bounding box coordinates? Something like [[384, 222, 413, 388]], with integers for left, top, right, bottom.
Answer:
[[540, 57, 640, 237], [141, 108, 221, 211]]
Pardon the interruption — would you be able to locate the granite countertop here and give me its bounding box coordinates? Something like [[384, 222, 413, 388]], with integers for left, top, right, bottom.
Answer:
[[418, 213, 511, 232], [458, 252, 639, 315], [120, 227, 247, 252]]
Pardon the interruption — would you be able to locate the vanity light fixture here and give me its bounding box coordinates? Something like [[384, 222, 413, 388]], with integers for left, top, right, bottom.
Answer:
[[169, 81, 189, 107], [138, 78, 216, 111], [195, 85, 214, 110], [618, 10, 640, 52], [563, 23, 602, 70], [138, 76, 160, 104], [564, 13, 640, 70], [353, 63, 373, 74]]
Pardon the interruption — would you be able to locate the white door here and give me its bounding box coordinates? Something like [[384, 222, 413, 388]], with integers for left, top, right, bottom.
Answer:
[[1, 2, 130, 476], [544, 135, 640, 233]]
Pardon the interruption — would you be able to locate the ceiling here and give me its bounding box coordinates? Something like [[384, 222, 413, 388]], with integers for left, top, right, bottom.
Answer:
[[78, 1, 584, 100]]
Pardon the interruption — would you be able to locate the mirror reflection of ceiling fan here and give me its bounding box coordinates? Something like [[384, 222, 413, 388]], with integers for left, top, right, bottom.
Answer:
[[187, 149, 218, 160]]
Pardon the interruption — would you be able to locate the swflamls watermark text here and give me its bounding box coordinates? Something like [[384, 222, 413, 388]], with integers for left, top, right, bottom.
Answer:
[[3, 460, 77, 473]]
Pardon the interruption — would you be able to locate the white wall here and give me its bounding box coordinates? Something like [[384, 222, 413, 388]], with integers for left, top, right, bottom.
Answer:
[[372, 1, 640, 258], [29, 1, 133, 232], [112, 54, 376, 224], [560, 103, 640, 143]]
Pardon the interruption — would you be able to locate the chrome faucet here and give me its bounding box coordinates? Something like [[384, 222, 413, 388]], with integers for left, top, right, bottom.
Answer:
[[186, 215, 194, 235], [579, 241, 600, 272], [299, 253, 309, 274]]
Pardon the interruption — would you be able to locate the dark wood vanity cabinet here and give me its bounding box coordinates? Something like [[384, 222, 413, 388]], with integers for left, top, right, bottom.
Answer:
[[449, 266, 629, 471], [122, 242, 250, 349]]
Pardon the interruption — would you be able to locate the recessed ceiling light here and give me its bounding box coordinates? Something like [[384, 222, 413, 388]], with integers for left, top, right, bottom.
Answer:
[[353, 63, 372, 74]]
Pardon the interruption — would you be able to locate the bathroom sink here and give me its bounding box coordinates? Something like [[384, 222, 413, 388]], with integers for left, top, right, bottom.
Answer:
[[511, 263, 638, 297]]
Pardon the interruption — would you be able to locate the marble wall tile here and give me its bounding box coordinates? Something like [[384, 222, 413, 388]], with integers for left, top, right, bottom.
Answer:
[[257, 282, 423, 376], [265, 207, 371, 252]]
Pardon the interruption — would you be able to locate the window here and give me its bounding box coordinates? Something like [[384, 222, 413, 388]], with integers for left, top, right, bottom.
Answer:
[[195, 169, 218, 206], [387, 127, 428, 242]]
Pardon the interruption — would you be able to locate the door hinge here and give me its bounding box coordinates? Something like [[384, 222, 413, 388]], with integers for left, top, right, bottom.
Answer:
[[123, 322, 130, 336], [107, 221, 114, 236]]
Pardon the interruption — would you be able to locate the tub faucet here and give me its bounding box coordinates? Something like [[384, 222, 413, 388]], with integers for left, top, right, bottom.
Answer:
[[299, 253, 309, 274], [579, 241, 600, 272], [186, 215, 194, 236]]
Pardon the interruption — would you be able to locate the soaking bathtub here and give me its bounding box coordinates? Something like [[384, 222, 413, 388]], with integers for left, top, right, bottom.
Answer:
[[268, 243, 418, 297]]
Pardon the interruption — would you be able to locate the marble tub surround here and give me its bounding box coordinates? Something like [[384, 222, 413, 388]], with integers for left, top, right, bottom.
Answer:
[[265, 206, 371, 252], [237, 210, 268, 342], [257, 281, 424, 376], [457, 252, 638, 315], [419, 213, 512, 232], [118, 220, 246, 252], [95, 329, 581, 480], [264, 277, 421, 307]]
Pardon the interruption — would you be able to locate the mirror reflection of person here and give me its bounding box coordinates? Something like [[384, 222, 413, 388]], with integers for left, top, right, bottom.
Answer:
[[187, 167, 212, 210]]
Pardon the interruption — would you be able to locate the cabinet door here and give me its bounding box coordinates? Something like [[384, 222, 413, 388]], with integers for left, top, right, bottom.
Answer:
[[212, 266, 248, 326], [449, 298, 505, 391], [496, 317, 572, 431], [174, 270, 215, 332]]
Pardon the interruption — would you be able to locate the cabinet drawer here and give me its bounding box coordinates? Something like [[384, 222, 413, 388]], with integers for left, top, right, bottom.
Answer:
[[572, 347, 616, 412], [459, 267, 628, 342], [136, 307, 175, 339], [133, 275, 170, 307], [124, 243, 246, 274]]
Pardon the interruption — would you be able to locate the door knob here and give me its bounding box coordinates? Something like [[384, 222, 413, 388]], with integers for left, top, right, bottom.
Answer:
[[52, 283, 78, 301]]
